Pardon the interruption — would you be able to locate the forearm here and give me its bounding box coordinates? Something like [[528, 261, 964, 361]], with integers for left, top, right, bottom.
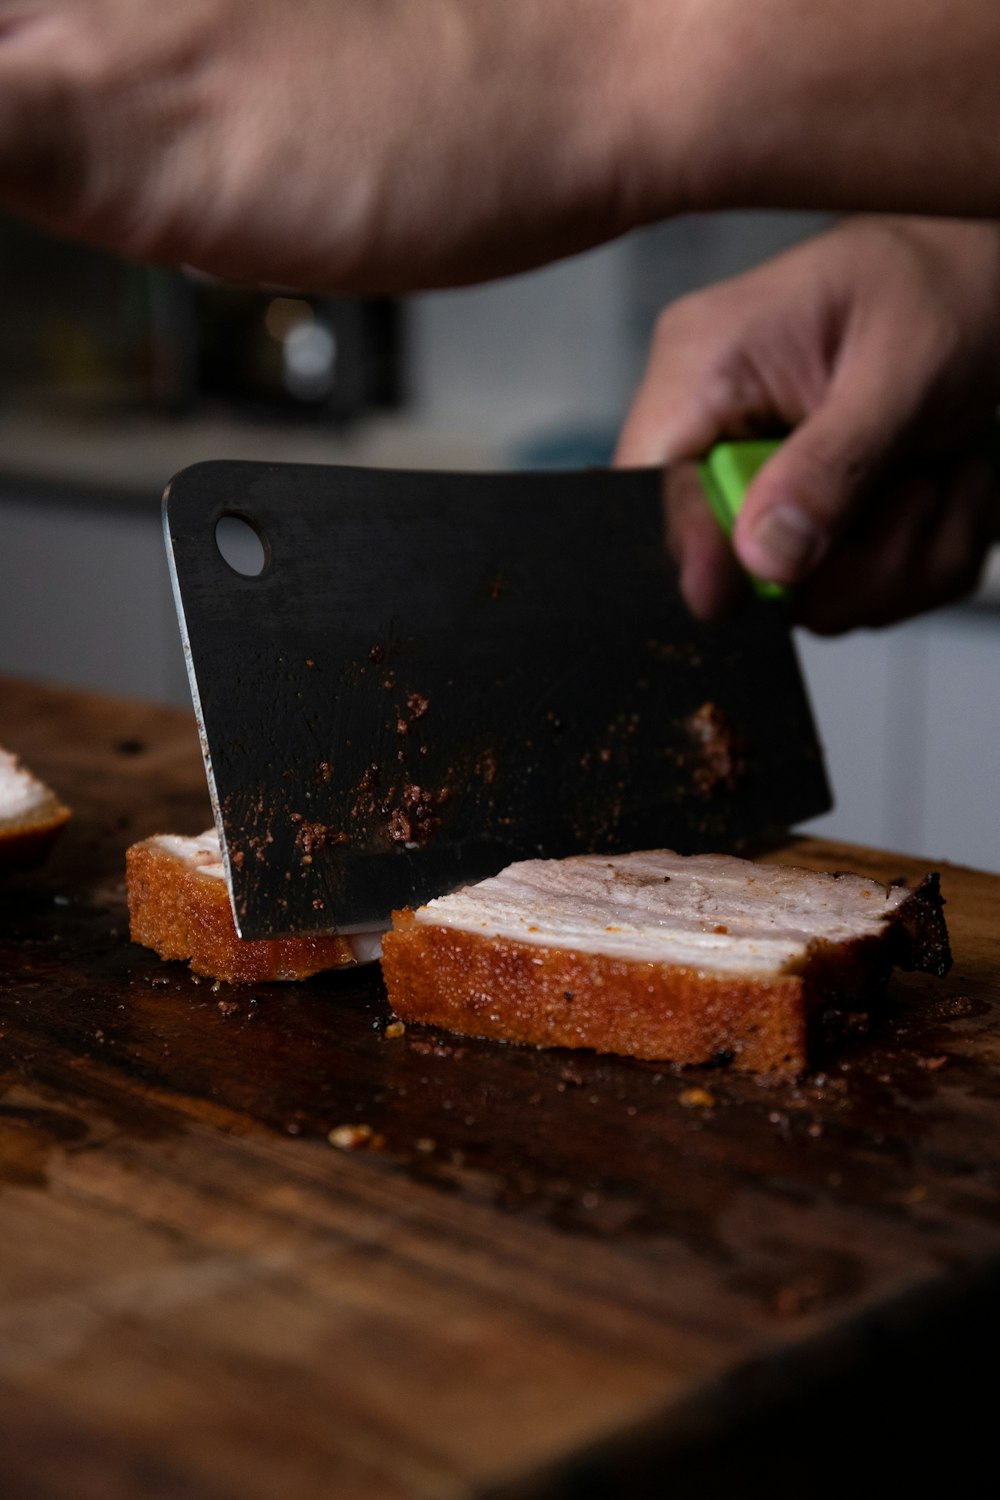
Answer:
[[629, 0, 1000, 221], [223, 0, 1000, 280], [0, 0, 688, 291], [1, 0, 998, 294]]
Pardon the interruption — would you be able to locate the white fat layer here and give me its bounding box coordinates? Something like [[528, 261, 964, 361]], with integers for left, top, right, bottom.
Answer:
[[152, 830, 384, 963], [0, 748, 53, 825], [411, 850, 910, 975], [157, 829, 227, 880]]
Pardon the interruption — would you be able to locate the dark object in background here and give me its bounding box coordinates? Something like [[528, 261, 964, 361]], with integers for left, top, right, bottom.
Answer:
[[190, 279, 402, 422], [0, 213, 402, 422]]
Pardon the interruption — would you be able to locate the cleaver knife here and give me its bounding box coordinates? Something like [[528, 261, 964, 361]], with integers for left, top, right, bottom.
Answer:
[[163, 453, 830, 941]]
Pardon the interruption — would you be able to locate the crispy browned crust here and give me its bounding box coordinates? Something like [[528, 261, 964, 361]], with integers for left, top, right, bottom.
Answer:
[[0, 798, 72, 873], [126, 838, 355, 983], [380, 872, 951, 1077], [381, 915, 813, 1074]]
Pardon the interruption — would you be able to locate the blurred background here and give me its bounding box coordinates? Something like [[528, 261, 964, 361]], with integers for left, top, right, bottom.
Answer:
[[1, 208, 998, 870]]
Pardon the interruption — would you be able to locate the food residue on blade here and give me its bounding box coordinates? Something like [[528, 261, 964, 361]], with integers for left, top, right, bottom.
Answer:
[[290, 813, 346, 856], [387, 783, 452, 846], [685, 702, 747, 797]]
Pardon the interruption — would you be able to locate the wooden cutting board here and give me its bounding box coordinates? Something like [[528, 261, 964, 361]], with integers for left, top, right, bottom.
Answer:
[[1, 676, 999, 1500]]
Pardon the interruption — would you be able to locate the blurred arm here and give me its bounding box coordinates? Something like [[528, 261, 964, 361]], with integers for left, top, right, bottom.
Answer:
[[0, 0, 999, 292]]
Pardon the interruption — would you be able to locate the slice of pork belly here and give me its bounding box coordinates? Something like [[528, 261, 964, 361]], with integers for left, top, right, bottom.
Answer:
[[127, 830, 384, 983], [380, 850, 950, 1076], [0, 746, 71, 873]]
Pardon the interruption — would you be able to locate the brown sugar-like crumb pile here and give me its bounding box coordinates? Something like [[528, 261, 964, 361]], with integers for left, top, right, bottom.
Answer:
[[380, 850, 951, 1077], [126, 830, 378, 983], [0, 746, 71, 873]]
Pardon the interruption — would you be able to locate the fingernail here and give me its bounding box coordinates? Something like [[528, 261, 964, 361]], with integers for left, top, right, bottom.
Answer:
[[744, 505, 825, 580]]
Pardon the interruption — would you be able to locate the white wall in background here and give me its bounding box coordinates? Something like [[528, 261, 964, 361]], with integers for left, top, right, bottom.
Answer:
[[0, 490, 188, 705], [796, 611, 1000, 874], [405, 240, 634, 447], [405, 212, 835, 459]]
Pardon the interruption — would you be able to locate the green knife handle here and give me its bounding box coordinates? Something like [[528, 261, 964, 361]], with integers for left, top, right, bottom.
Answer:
[[697, 438, 787, 602], [698, 423, 1000, 598]]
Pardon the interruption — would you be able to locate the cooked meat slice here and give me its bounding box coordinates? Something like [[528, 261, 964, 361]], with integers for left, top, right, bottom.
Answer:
[[0, 746, 71, 872], [127, 829, 383, 983], [380, 850, 950, 1076]]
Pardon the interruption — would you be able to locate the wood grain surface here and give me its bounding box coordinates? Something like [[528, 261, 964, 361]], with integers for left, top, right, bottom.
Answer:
[[1, 676, 999, 1499]]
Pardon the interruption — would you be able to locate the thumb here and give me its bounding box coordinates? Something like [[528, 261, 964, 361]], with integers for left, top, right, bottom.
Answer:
[[732, 395, 900, 586]]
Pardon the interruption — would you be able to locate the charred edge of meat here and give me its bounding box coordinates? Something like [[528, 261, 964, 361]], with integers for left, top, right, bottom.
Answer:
[[890, 872, 952, 977]]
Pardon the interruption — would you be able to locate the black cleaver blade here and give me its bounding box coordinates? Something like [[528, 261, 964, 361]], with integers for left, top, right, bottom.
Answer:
[[163, 460, 831, 941]]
